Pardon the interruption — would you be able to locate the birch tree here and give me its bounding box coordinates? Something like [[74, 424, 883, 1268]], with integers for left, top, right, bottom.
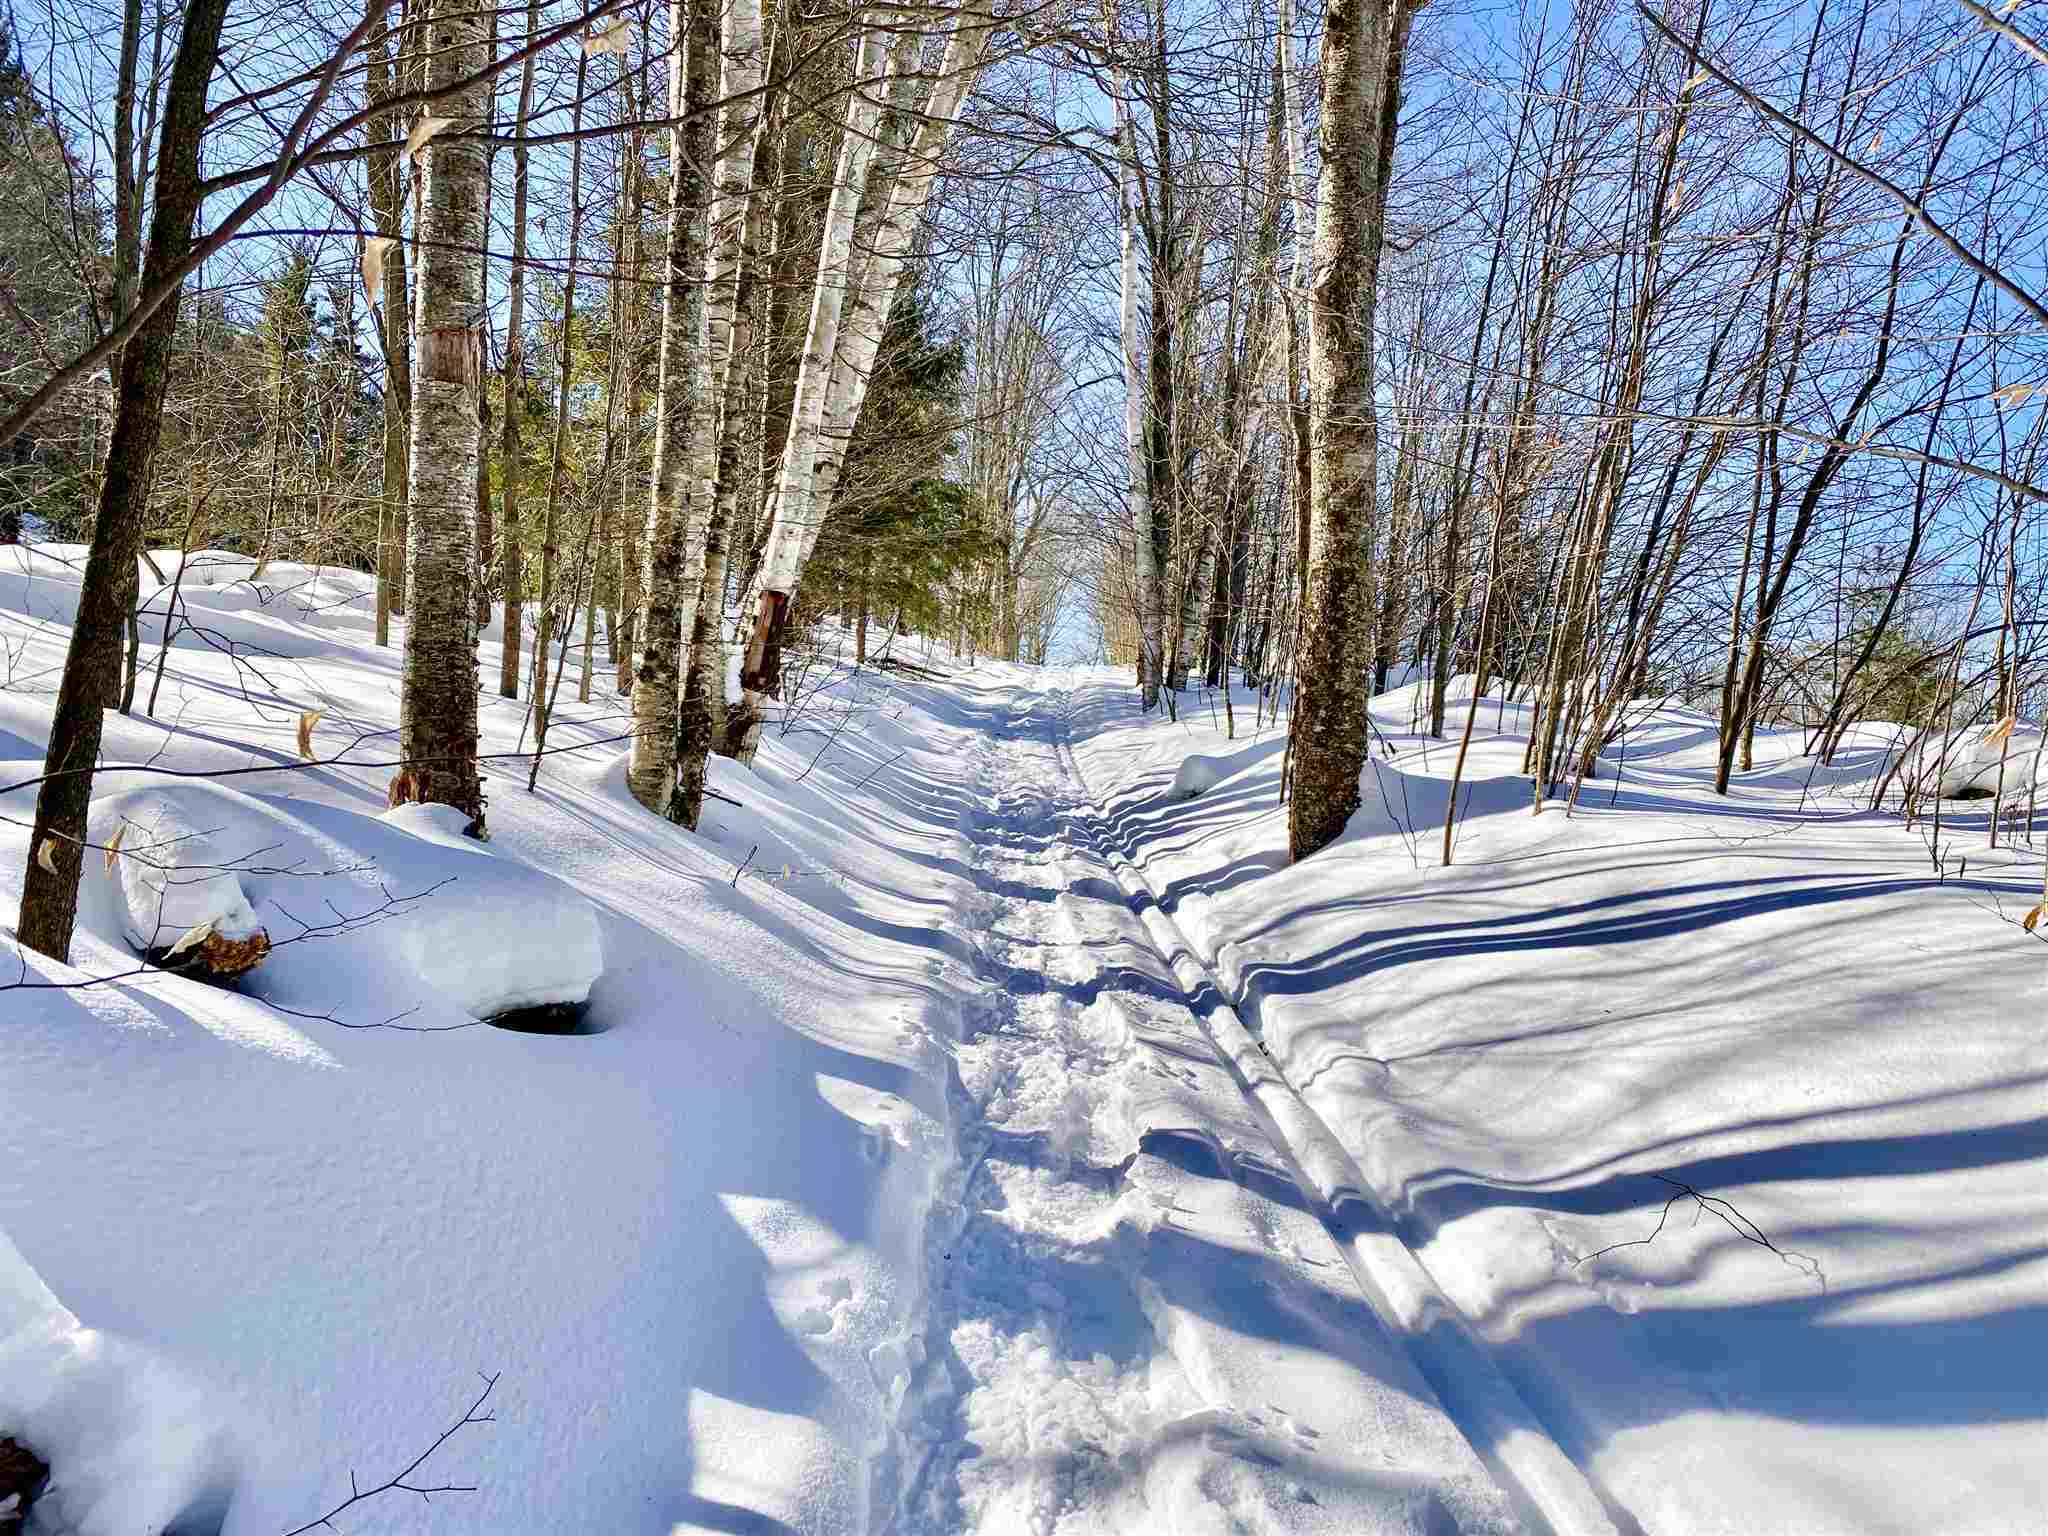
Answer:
[[676, 0, 770, 826], [397, 0, 491, 829]]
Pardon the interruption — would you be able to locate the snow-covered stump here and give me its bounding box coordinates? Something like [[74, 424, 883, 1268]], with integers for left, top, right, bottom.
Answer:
[[377, 803, 603, 1030], [83, 783, 604, 1024], [100, 796, 272, 981], [1170, 755, 1226, 800]]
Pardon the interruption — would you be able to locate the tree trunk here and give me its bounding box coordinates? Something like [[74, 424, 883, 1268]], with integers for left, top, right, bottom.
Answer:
[[527, 52, 591, 763], [1110, 69, 1156, 707], [627, 0, 716, 813], [398, 0, 490, 829], [16, 0, 231, 962], [497, 2, 538, 698], [1287, 0, 1416, 862], [368, 15, 411, 647]]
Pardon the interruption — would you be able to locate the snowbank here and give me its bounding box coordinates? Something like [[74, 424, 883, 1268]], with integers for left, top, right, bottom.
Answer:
[[1064, 672, 2048, 1536], [1936, 719, 2045, 798], [1168, 753, 1226, 799], [86, 782, 601, 1021], [0, 1231, 231, 1535]]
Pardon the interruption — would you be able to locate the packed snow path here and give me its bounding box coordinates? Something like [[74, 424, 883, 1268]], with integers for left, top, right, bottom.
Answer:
[[893, 680, 1607, 1535]]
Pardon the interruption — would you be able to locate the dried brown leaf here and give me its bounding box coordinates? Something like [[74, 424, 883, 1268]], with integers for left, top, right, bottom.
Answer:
[[583, 17, 630, 55], [35, 837, 60, 875], [166, 920, 216, 958], [104, 822, 126, 873], [362, 236, 395, 303], [405, 115, 451, 163], [297, 708, 326, 761]]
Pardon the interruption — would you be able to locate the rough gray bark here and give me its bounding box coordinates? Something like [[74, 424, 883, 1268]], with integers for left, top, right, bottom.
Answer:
[[1287, 0, 1418, 862], [397, 0, 490, 829]]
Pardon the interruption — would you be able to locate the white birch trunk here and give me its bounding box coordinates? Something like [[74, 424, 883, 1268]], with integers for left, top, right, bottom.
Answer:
[[798, 16, 995, 564], [728, 5, 991, 762], [676, 0, 769, 677], [752, 20, 901, 599], [1109, 63, 1157, 707], [1278, 0, 1313, 291], [727, 13, 905, 753]]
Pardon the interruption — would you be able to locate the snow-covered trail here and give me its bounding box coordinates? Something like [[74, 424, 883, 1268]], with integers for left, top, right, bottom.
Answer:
[[895, 675, 1540, 1534]]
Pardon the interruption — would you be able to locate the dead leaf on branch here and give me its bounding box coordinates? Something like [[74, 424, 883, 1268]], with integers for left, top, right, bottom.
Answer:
[[361, 236, 395, 303], [583, 17, 631, 55], [166, 920, 216, 958], [406, 115, 451, 164], [34, 838, 60, 875], [297, 708, 326, 761], [103, 823, 126, 873]]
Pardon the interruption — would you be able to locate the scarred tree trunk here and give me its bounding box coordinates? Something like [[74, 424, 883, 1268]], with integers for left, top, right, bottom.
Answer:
[[627, 0, 716, 814], [16, 0, 232, 961], [730, 7, 991, 760], [1287, 0, 1418, 862], [398, 0, 490, 829]]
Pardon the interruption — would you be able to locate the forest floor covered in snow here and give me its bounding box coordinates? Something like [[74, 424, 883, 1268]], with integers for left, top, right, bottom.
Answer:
[[2, 544, 2044, 1534]]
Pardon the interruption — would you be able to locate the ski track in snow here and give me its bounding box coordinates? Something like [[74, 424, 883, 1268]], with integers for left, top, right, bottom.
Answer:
[[884, 681, 1528, 1535]]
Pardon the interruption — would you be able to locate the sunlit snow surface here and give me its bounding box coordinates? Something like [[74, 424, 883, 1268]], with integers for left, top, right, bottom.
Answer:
[[2, 543, 2044, 1535]]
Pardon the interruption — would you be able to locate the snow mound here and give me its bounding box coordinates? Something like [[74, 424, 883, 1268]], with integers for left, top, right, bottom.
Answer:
[[1170, 755, 1227, 800], [0, 1229, 232, 1536], [104, 794, 266, 955], [86, 783, 602, 1021], [376, 802, 603, 1018], [1937, 720, 2044, 798]]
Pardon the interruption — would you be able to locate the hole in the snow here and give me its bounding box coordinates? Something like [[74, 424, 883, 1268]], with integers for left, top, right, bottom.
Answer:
[[486, 999, 604, 1035], [163, 1480, 234, 1536]]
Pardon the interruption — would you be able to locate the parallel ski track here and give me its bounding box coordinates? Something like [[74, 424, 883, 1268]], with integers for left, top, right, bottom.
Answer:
[[1040, 681, 1641, 1536]]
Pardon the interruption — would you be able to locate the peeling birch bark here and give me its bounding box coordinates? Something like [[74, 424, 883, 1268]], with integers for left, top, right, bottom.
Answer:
[[729, 8, 993, 763]]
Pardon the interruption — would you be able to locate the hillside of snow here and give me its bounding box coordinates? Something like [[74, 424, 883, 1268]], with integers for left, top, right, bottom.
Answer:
[[2, 542, 2044, 1534]]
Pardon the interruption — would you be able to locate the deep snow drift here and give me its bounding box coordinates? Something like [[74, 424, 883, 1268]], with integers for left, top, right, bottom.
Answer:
[[4, 541, 2044, 1534]]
